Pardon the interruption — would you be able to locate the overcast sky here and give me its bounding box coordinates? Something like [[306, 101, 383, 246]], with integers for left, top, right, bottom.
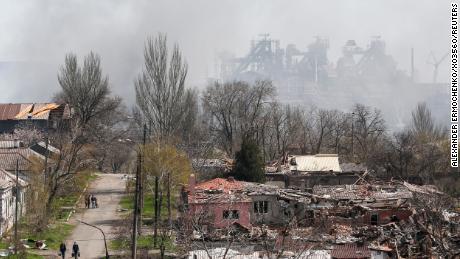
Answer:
[[0, 0, 450, 105]]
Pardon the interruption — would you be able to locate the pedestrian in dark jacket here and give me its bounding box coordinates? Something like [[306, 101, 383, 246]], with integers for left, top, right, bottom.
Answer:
[[72, 241, 80, 258], [94, 196, 98, 208], [59, 242, 66, 259], [91, 195, 96, 208], [85, 195, 90, 208]]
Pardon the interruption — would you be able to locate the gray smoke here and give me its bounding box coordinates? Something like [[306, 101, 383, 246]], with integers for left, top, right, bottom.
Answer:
[[0, 0, 449, 127]]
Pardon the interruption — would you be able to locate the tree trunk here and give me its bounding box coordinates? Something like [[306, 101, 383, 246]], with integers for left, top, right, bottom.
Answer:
[[153, 176, 159, 247], [167, 173, 171, 228]]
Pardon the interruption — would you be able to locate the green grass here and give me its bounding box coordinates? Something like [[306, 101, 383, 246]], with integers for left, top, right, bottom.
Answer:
[[120, 194, 176, 219], [27, 223, 75, 250]]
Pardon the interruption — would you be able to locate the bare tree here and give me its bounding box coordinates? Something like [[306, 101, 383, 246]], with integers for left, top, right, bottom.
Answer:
[[58, 52, 120, 131], [352, 104, 386, 162], [44, 52, 121, 214], [135, 33, 195, 139], [202, 80, 275, 155]]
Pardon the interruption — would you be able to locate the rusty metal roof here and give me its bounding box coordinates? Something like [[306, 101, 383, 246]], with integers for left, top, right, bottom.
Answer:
[[331, 244, 371, 259], [0, 103, 64, 121], [0, 104, 22, 120]]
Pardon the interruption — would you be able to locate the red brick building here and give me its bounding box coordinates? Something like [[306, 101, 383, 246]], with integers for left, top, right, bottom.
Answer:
[[186, 176, 252, 229]]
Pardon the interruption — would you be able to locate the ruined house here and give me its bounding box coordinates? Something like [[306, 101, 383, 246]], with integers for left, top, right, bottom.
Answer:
[[266, 154, 365, 189], [184, 176, 252, 230], [182, 175, 460, 257], [311, 184, 413, 225]]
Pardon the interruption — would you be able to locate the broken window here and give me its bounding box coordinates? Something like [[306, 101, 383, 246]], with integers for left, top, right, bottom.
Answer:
[[254, 201, 269, 214], [223, 210, 239, 219], [370, 213, 379, 225]]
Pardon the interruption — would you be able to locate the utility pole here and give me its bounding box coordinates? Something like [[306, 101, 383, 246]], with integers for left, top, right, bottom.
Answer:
[[43, 120, 50, 185], [14, 159, 19, 255], [131, 154, 141, 259], [153, 176, 159, 247], [138, 124, 147, 235]]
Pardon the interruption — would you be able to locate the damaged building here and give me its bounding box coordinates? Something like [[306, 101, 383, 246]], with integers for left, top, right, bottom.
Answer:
[[266, 154, 366, 190], [0, 103, 70, 134], [181, 175, 460, 258]]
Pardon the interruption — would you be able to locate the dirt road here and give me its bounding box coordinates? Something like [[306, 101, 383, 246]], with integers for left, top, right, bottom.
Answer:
[[67, 173, 126, 259]]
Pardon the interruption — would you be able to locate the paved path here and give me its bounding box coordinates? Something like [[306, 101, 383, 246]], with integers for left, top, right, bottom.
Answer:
[[67, 173, 125, 259]]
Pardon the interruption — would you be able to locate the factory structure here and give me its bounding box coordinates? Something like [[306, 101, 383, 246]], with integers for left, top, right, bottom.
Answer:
[[217, 34, 448, 129]]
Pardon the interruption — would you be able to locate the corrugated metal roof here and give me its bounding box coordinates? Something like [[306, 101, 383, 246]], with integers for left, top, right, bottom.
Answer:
[[0, 141, 24, 149], [0, 104, 22, 120], [331, 244, 371, 259], [14, 103, 60, 120], [0, 151, 33, 171], [0, 103, 63, 121], [291, 154, 341, 172]]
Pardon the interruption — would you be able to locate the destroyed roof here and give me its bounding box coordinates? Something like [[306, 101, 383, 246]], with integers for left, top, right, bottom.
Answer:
[[403, 181, 444, 195], [0, 103, 69, 121], [313, 184, 413, 201], [194, 177, 243, 192], [290, 154, 341, 172], [339, 163, 367, 173], [192, 158, 232, 167], [331, 244, 371, 258]]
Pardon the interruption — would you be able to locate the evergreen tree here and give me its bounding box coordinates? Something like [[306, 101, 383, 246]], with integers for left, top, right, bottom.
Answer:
[[232, 137, 265, 183]]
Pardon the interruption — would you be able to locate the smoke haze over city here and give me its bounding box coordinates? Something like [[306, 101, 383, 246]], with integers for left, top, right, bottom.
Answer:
[[0, 0, 450, 127]]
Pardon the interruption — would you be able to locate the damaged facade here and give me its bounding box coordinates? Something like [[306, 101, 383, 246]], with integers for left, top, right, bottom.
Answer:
[[181, 172, 460, 258]]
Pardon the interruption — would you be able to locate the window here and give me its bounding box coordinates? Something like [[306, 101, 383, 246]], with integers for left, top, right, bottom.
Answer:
[[370, 213, 379, 225], [223, 210, 239, 219], [254, 201, 269, 214]]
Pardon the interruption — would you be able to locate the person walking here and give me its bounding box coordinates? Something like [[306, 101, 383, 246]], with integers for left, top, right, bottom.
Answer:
[[72, 241, 80, 258], [85, 195, 90, 208], [91, 195, 96, 209], [94, 196, 98, 208], [59, 241, 66, 259]]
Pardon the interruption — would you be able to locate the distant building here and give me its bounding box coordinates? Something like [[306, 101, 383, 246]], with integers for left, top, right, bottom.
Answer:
[[0, 103, 70, 134], [265, 154, 365, 189]]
